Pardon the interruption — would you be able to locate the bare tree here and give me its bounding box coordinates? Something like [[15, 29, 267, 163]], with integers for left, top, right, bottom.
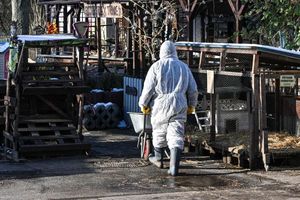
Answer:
[[0, 0, 11, 35], [125, 0, 178, 62], [29, 0, 46, 34], [10, 0, 45, 35], [11, 0, 30, 34]]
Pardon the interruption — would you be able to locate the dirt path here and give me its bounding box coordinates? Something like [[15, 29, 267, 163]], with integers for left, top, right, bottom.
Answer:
[[0, 129, 299, 200]]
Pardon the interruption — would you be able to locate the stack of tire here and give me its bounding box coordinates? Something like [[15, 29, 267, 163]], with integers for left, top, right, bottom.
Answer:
[[83, 102, 121, 131]]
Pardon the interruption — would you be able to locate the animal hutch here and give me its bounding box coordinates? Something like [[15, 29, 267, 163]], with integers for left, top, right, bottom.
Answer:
[[176, 42, 300, 170], [3, 34, 90, 160]]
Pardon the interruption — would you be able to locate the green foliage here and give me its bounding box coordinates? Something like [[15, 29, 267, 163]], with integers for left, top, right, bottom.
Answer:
[[242, 0, 300, 50]]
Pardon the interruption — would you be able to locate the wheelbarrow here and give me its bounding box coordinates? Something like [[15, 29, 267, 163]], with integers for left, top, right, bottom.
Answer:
[[128, 112, 152, 160]]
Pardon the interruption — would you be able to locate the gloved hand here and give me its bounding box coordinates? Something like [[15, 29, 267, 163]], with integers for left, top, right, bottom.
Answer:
[[141, 106, 151, 114], [187, 106, 195, 114]]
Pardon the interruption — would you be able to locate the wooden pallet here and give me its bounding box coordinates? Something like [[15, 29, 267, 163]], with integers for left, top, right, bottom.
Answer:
[[3, 116, 90, 159], [3, 35, 90, 160]]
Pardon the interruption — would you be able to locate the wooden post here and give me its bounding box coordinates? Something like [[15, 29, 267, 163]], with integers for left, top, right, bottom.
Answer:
[[198, 51, 205, 69], [250, 54, 260, 170], [216, 93, 220, 134], [63, 5, 68, 34], [275, 78, 280, 131], [247, 90, 252, 136], [96, 17, 103, 73], [210, 93, 216, 142], [260, 71, 269, 171], [219, 51, 226, 71], [77, 45, 84, 139]]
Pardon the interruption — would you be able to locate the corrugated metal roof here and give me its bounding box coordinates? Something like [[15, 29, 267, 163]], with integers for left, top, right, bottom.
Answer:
[[175, 42, 300, 60]]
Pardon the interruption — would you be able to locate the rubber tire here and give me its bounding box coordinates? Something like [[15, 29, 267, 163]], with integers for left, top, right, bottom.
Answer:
[[95, 116, 105, 129], [94, 104, 106, 117], [83, 105, 94, 117], [106, 103, 120, 117], [83, 116, 96, 130]]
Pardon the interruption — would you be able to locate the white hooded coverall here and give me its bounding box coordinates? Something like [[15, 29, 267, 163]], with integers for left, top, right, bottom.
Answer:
[[139, 41, 198, 150]]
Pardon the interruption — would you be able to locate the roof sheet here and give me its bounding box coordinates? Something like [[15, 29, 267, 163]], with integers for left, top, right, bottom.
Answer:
[[175, 42, 300, 61], [17, 34, 88, 47]]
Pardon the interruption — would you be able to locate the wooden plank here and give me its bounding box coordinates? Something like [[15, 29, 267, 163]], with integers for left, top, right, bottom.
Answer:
[[3, 131, 14, 142], [28, 123, 43, 145], [36, 95, 70, 119], [18, 126, 76, 132], [22, 86, 90, 95], [26, 62, 76, 68], [19, 143, 90, 153], [19, 135, 78, 140], [49, 123, 64, 144], [77, 95, 84, 138], [250, 54, 260, 170], [20, 118, 72, 123], [176, 46, 258, 55], [22, 70, 78, 76], [22, 79, 83, 84]]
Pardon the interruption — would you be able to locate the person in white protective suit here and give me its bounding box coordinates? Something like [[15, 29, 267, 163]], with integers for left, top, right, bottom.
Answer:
[[138, 40, 198, 176]]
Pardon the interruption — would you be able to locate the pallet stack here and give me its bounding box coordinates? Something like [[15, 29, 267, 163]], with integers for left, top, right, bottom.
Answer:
[[3, 35, 91, 160]]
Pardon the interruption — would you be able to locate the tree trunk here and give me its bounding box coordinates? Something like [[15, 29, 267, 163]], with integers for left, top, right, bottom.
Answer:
[[11, 0, 30, 34], [29, 0, 46, 34], [0, 0, 11, 35]]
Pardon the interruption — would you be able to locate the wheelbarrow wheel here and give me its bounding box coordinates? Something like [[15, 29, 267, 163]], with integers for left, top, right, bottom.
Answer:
[[140, 133, 151, 160]]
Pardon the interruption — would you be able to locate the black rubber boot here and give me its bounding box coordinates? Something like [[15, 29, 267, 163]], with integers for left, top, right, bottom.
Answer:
[[168, 147, 181, 176], [149, 148, 164, 168]]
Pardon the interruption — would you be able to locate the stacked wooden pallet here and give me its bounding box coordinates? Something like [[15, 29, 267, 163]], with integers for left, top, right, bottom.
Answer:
[[3, 35, 91, 160]]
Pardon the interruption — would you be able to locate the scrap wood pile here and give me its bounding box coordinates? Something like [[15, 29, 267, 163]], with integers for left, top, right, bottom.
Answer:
[[185, 127, 300, 155]]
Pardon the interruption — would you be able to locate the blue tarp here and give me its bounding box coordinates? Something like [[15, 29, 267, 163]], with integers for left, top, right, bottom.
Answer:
[[0, 42, 9, 53]]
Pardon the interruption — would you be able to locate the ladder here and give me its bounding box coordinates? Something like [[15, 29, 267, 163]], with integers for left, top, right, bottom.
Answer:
[[193, 93, 211, 133], [194, 110, 211, 132]]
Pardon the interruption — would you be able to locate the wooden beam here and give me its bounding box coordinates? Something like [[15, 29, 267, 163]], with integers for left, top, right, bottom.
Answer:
[[198, 51, 205, 69], [259, 71, 269, 171], [252, 54, 259, 74], [219, 51, 226, 71], [36, 95, 69, 119]]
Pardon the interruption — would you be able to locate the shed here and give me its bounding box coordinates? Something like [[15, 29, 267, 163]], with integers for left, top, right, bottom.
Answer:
[[176, 41, 300, 170]]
